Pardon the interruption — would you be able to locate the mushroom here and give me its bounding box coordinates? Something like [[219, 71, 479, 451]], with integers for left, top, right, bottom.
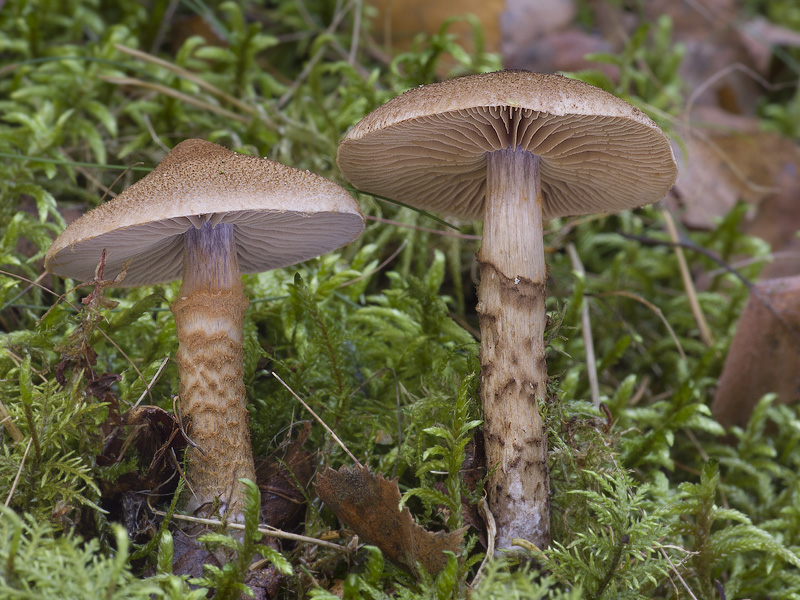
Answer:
[[337, 70, 677, 550], [46, 139, 365, 520]]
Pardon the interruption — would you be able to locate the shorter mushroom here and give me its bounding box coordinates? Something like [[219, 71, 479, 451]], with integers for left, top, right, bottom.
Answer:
[[46, 139, 365, 519]]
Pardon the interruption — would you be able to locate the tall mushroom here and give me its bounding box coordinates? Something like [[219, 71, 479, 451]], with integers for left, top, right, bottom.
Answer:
[[46, 139, 365, 520], [337, 70, 677, 550]]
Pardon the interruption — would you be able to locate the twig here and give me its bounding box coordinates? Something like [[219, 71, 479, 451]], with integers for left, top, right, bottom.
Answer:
[[348, 0, 362, 65], [345, 367, 403, 477], [683, 426, 710, 462], [703, 251, 800, 279], [148, 0, 181, 54], [277, 46, 326, 109], [5, 438, 33, 508], [660, 547, 699, 600], [471, 497, 496, 584], [131, 356, 171, 410], [101, 75, 250, 124], [1, 269, 155, 404], [598, 290, 687, 362], [143, 113, 170, 154], [277, 0, 359, 108], [629, 374, 651, 406], [567, 243, 601, 407], [57, 147, 117, 198], [148, 508, 347, 552], [271, 371, 362, 467], [338, 239, 407, 288], [621, 233, 800, 351], [450, 310, 481, 340], [113, 44, 266, 122], [169, 447, 198, 500], [0, 400, 24, 443], [1, 271, 47, 315], [662, 210, 714, 347], [365, 215, 480, 240]]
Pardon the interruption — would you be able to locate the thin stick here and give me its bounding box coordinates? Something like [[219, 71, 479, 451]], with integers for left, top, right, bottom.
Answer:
[[660, 547, 699, 600], [277, 46, 326, 109], [5, 438, 33, 508], [114, 44, 263, 120], [143, 113, 170, 154], [348, 0, 362, 65], [101, 76, 250, 124], [271, 371, 362, 467], [622, 233, 800, 350], [598, 290, 687, 362], [567, 243, 601, 407], [1, 269, 154, 404], [470, 497, 496, 587], [1, 272, 47, 315], [663, 210, 714, 347], [338, 239, 407, 288], [148, 509, 347, 552], [131, 356, 171, 410], [0, 401, 24, 443], [148, 0, 181, 54], [365, 215, 480, 240], [277, 0, 358, 109], [57, 147, 117, 198]]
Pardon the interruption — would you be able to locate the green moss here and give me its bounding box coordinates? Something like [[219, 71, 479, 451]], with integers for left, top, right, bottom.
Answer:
[[2, 0, 800, 597]]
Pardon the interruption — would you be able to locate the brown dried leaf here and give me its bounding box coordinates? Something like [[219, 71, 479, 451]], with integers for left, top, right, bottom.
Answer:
[[99, 405, 186, 499], [244, 559, 286, 600], [171, 529, 220, 579], [369, 0, 505, 55], [500, 0, 576, 57], [255, 422, 315, 531], [316, 465, 465, 575], [645, 0, 763, 115], [742, 156, 800, 280], [669, 131, 796, 229], [712, 275, 800, 428], [738, 17, 800, 73]]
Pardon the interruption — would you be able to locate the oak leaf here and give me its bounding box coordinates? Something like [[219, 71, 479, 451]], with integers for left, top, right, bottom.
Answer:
[[316, 465, 465, 575]]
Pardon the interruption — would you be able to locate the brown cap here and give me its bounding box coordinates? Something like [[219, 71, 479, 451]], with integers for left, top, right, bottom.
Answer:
[[46, 139, 365, 286], [337, 70, 677, 220]]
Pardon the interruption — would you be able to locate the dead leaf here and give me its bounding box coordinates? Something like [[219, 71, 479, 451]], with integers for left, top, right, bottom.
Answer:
[[669, 130, 795, 229], [316, 465, 465, 575], [99, 405, 186, 504], [85, 372, 121, 400], [255, 422, 315, 531], [171, 529, 220, 579], [644, 0, 763, 115], [500, 0, 576, 58], [244, 552, 286, 600], [742, 158, 800, 280], [505, 28, 616, 77], [368, 0, 505, 56], [738, 17, 800, 73], [712, 275, 800, 428]]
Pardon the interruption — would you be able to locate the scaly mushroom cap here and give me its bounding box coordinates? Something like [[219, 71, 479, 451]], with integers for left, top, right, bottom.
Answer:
[[337, 70, 678, 220], [46, 139, 365, 286]]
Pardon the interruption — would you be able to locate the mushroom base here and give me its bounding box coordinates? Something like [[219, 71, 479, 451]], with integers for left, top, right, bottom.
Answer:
[[477, 148, 550, 550]]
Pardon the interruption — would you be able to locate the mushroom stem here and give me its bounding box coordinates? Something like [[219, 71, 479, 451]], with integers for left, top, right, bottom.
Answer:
[[477, 147, 550, 550], [171, 221, 256, 519]]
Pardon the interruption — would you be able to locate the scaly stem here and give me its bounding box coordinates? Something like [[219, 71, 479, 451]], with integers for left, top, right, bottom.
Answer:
[[171, 221, 256, 520], [477, 148, 550, 550]]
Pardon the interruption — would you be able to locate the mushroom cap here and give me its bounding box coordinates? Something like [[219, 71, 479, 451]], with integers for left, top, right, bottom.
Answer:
[[46, 139, 365, 287], [337, 70, 678, 220]]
